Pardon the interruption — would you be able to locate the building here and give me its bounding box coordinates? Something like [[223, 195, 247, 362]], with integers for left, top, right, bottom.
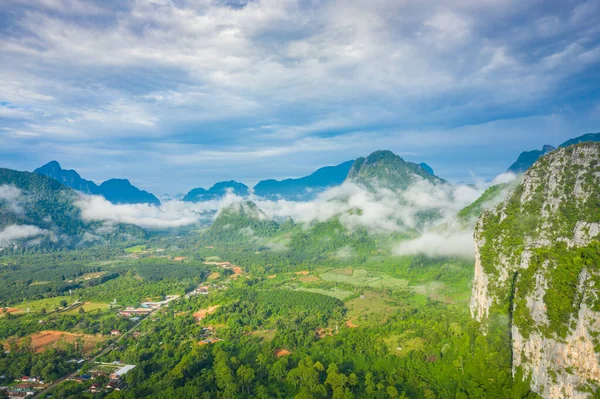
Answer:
[[89, 383, 101, 392], [110, 330, 121, 336], [109, 364, 136, 380]]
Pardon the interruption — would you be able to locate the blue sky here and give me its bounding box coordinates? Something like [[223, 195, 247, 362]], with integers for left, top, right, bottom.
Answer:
[[1, 0, 599, 194]]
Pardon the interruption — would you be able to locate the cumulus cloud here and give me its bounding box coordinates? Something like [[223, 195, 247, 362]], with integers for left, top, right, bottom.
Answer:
[[0, 225, 47, 246]]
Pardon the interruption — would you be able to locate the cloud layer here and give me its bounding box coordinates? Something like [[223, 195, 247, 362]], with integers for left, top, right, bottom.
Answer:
[[73, 174, 509, 258]]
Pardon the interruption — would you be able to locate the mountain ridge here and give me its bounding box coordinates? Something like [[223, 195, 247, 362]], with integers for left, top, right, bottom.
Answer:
[[35, 161, 160, 206], [253, 160, 355, 200], [506, 133, 600, 174]]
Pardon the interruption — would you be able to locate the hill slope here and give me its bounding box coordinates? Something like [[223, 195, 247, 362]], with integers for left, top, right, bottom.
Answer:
[[203, 201, 281, 243], [471, 143, 600, 398]]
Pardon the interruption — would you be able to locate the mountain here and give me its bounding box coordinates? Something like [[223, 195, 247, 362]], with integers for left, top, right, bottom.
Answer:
[[35, 161, 160, 205], [0, 168, 146, 250], [253, 160, 354, 200], [34, 161, 99, 194], [98, 179, 160, 206], [203, 201, 280, 243], [346, 150, 444, 190], [559, 132, 600, 148], [506, 133, 600, 174], [183, 181, 249, 202], [419, 162, 435, 176], [506, 144, 555, 174], [471, 142, 600, 398]]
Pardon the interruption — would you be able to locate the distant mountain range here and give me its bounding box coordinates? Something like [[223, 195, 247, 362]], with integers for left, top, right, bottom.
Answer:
[[185, 158, 440, 203], [252, 160, 355, 200], [34, 161, 161, 206], [507, 133, 600, 174]]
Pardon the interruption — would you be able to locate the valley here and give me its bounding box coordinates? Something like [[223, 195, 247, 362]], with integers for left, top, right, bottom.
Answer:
[[1, 141, 600, 398]]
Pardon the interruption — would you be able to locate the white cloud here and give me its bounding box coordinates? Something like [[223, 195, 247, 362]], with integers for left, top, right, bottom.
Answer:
[[253, 178, 482, 234], [0, 185, 24, 213], [491, 171, 518, 185], [0, 225, 47, 245], [394, 227, 475, 259], [75, 194, 241, 229]]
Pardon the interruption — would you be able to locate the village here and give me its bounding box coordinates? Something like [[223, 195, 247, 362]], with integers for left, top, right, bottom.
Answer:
[[0, 258, 241, 398]]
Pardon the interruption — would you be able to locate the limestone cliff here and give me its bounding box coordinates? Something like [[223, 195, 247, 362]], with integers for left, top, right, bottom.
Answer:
[[470, 143, 600, 398]]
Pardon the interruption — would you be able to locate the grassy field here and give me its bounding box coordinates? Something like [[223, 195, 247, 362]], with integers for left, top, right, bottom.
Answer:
[[125, 245, 148, 253], [382, 334, 427, 357], [65, 302, 109, 314], [320, 268, 408, 289], [7, 296, 71, 314], [296, 287, 355, 301], [344, 291, 403, 328]]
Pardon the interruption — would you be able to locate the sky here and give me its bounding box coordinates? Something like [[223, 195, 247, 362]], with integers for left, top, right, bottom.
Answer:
[[1, 0, 599, 195]]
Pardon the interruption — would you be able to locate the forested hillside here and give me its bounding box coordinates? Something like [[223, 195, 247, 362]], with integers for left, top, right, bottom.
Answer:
[[0, 168, 146, 251]]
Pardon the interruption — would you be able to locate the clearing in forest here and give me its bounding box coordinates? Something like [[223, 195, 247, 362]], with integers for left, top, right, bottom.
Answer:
[[275, 349, 291, 357], [77, 272, 107, 281], [320, 268, 408, 289], [251, 329, 276, 341], [24, 331, 105, 354], [65, 302, 109, 314], [194, 305, 221, 320], [231, 266, 243, 278], [207, 272, 220, 280], [125, 245, 147, 253], [198, 338, 221, 346], [382, 334, 427, 357], [344, 291, 401, 327], [10, 296, 71, 314]]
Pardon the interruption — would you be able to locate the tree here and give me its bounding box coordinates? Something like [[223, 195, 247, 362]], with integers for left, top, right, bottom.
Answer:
[[387, 386, 399, 398], [236, 364, 255, 394]]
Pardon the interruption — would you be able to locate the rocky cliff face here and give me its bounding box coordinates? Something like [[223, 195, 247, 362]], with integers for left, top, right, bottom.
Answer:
[[471, 143, 600, 398]]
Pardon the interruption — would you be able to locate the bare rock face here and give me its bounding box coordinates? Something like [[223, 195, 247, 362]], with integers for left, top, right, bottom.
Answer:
[[470, 143, 600, 398]]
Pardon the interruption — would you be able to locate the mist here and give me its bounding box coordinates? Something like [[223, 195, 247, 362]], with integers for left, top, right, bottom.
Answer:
[[0, 225, 47, 246], [71, 174, 513, 258]]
